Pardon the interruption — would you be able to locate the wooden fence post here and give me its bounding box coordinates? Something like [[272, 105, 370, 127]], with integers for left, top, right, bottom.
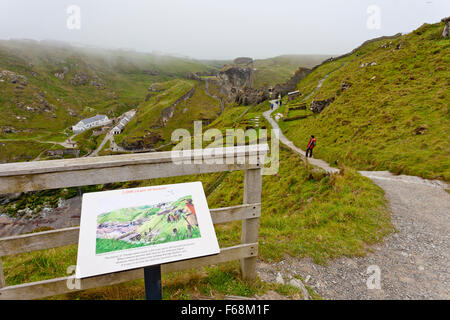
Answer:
[[240, 168, 262, 280]]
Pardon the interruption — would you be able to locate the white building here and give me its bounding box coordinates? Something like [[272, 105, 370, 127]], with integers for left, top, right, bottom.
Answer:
[[72, 115, 110, 134], [112, 109, 136, 135]]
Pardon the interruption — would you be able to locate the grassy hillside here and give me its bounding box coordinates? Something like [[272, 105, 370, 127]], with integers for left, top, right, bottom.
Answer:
[[278, 22, 449, 181], [0, 39, 399, 300], [2, 145, 392, 298], [0, 40, 212, 161], [114, 79, 223, 149], [253, 54, 331, 89], [1, 98, 394, 299]]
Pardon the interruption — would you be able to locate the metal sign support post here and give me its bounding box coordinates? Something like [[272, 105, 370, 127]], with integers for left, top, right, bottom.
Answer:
[[144, 265, 162, 300]]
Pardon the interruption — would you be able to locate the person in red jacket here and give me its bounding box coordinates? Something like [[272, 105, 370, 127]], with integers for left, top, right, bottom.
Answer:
[[306, 135, 316, 158]]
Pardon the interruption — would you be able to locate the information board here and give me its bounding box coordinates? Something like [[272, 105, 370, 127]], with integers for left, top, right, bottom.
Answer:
[[75, 182, 220, 279]]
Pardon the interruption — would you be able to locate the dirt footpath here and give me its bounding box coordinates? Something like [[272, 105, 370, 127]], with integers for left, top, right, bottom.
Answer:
[[257, 170, 450, 299], [263, 102, 449, 299]]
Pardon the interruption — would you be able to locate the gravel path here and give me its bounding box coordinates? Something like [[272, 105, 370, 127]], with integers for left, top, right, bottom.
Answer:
[[262, 104, 450, 300]]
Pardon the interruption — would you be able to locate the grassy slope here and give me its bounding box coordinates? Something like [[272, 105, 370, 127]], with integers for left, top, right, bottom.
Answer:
[[115, 79, 222, 148], [279, 22, 450, 180], [253, 54, 331, 88], [2, 103, 393, 299], [0, 40, 211, 160], [1, 43, 397, 299]]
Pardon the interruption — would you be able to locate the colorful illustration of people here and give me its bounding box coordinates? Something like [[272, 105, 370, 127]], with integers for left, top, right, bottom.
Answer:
[[163, 198, 198, 238], [184, 198, 198, 238]]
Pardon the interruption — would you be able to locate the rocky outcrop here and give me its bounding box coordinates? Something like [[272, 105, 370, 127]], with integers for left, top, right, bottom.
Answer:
[[310, 97, 335, 113], [54, 67, 69, 80], [0, 70, 28, 86], [336, 81, 352, 96], [442, 17, 450, 38], [70, 72, 105, 89], [271, 67, 311, 98], [70, 72, 89, 86], [14, 92, 56, 115], [219, 64, 254, 90], [234, 87, 270, 106], [45, 149, 80, 158], [216, 58, 311, 106], [233, 67, 311, 106], [121, 132, 164, 150], [0, 126, 20, 134]]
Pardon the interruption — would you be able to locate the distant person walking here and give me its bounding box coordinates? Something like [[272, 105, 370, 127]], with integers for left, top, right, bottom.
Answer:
[[306, 135, 316, 158]]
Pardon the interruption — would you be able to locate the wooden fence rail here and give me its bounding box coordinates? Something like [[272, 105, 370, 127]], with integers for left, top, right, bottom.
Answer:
[[0, 144, 268, 300]]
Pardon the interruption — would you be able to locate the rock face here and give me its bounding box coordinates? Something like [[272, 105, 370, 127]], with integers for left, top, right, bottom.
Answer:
[[219, 64, 254, 91], [216, 58, 311, 106], [310, 97, 335, 113], [45, 149, 80, 158], [70, 72, 105, 89], [271, 67, 311, 99], [54, 67, 69, 80], [0, 70, 27, 86], [442, 17, 450, 38], [122, 132, 164, 150]]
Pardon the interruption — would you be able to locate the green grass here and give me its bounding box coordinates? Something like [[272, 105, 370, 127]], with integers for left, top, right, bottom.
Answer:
[[1, 87, 395, 299], [279, 21, 450, 181], [115, 79, 223, 149], [0, 36, 400, 299], [0, 140, 53, 162], [253, 55, 330, 89], [2, 146, 391, 297], [208, 146, 393, 264], [95, 238, 146, 254], [0, 40, 214, 160]]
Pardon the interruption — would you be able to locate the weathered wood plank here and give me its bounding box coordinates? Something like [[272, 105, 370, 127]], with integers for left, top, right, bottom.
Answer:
[[0, 162, 263, 194], [0, 145, 268, 177], [0, 243, 258, 300], [210, 203, 261, 224], [0, 227, 80, 257], [0, 204, 260, 256], [240, 168, 262, 280], [0, 146, 267, 194]]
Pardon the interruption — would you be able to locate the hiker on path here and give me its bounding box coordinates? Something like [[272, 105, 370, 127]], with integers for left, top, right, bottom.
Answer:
[[306, 135, 316, 158]]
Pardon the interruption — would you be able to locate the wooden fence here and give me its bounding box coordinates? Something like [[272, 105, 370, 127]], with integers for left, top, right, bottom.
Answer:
[[0, 144, 268, 300]]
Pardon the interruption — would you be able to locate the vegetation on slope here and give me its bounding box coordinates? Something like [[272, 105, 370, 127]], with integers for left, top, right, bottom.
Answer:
[[253, 55, 331, 89], [0, 37, 401, 299], [2, 103, 393, 299], [115, 79, 223, 149], [0, 40, 213, 160], [279, 21, 449, 180]]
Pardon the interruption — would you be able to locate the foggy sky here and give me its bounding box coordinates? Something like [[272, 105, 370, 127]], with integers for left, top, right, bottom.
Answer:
[[0, 0, 448, 59]]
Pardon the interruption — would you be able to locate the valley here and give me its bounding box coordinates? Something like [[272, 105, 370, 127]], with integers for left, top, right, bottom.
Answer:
[[0, 18, 449, 300]]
